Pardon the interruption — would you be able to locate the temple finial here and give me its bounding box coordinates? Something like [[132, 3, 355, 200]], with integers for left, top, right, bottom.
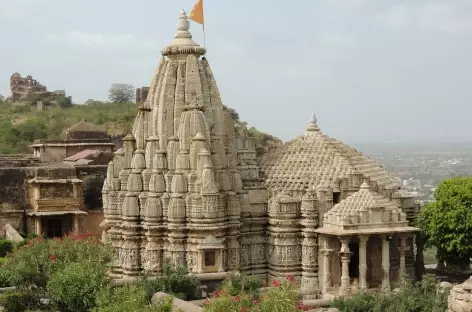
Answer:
[[306, 112, 320, 132], [175, 9, 191, 39], [165, 9, 201, 49]]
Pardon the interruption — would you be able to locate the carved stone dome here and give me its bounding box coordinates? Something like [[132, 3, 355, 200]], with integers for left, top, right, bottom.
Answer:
[[261, 113, 400, 191]]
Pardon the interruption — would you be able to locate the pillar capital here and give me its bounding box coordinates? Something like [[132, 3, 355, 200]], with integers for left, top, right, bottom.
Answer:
[[321, 249, 334, 256], [359, 234, 370, 244]]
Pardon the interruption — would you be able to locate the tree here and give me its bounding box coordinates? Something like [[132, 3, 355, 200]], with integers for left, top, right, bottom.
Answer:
[[108, 84, 135, 103], [0, 95, 4, 103], [417, 176, 472, 271]]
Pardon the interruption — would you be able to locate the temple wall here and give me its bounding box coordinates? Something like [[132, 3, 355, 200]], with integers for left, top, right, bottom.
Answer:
[[41, 146, 67, 162], [81, 211, 104, 236], [0, 211, 24, 237]]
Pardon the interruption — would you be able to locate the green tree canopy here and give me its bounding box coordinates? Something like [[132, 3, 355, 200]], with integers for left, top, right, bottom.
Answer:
[[417, 176, 472, 270]]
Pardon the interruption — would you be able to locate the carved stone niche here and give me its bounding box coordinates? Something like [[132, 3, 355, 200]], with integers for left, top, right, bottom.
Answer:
[[196, 236, 225, 274]]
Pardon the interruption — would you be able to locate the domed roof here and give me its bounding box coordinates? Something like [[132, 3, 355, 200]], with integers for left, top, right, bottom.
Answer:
[[316, 182, 417, 235], [261, 113, 400, 191]]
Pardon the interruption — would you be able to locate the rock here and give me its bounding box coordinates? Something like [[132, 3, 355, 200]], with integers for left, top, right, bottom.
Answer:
[[440, 282, 453, 289]]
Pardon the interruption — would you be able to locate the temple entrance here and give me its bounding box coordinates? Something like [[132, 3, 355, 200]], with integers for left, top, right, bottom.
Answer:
[[46, 218, 63, 238], [349, 243, 359, 279], [41, 216, 73, 238]]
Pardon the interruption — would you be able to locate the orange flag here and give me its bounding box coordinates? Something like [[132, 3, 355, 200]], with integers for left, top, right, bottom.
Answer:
[[189, 0, 204, 25]]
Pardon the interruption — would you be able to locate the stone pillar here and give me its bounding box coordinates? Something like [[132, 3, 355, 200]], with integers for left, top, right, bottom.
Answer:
[[218, 250, 224, 272], [381, 235, 391, 293], [35, 218, 42, 237], [73, 214, 80, 234], [398, 235, 409, 282], [359, 235, 369, 290], [339, 237, 351, 296], [322, 249, 333, 293]]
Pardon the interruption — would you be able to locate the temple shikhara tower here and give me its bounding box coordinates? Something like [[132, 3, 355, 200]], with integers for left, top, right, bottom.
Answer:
[[102, 10, 421, 299]]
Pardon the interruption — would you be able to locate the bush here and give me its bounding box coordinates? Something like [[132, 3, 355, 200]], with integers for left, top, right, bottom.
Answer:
[[220, 272, 262, 298], [2, 233, 112, 289], [0, 238, 13, 257], [93, 284, 173, 312], [331, 274, 448, 312], [47, 261, 110, 312], [0, 290, 42, 312], [143, 262, 200, 300], [204, 274, 305, 312]]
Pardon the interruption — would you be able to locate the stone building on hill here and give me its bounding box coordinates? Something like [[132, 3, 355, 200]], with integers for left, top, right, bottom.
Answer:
[[0, 120, 114, 239], [101, 10, 421, 298], [8, 72, 71, 104]]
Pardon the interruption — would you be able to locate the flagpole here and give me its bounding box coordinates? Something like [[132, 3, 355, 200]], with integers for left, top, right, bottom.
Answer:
[[202, 0, 206, 49], [203, 24, 206, 49]]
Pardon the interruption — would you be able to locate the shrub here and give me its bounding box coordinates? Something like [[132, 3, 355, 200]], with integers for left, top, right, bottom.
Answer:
[[220, 272, 262, 298], [204, 274, 305, 312], [47, 261, 110, 312], [2, 233, 112, 289], [0, 290, 42, 312], [143, 262, 200, 300], [0, 238, 13, 257], [331, 274, 448, 312], [93, 284, 173, 312]]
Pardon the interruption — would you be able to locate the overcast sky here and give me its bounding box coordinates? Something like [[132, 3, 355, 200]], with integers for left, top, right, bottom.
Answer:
[[0, 0, 471, 144]]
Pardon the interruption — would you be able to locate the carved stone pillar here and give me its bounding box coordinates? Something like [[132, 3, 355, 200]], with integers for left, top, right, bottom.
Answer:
[[35, 218, 42, 237], [73, 214, 80, 234], [322, 249, 333, 293], [359, 235, 369, 290], [339, 237, 351, 296], [398, 235, 409, 282], [218, 250, 224, 272], [381, 235, 391, 293]]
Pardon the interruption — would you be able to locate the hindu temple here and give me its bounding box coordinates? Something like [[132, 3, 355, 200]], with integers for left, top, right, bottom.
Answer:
[[101, 10, 421, 298]]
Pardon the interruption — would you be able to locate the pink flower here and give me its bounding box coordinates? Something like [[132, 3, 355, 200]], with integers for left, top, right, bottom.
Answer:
[[232, 296, 241, 301], [272, 280, 281, 287], [252, 299, 260, 305], [285, 274, 295, 283], [211, 290, 221, 298], [49, 255, 57, 262], [241, 308, 248, 312], [298, 304, 307, 311]]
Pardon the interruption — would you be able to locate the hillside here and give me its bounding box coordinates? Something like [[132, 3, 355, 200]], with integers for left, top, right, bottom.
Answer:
[[0, 99, 281, 155]]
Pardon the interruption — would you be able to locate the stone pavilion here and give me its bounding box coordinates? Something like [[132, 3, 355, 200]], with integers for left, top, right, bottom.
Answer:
[[101, 10, 421, 298]]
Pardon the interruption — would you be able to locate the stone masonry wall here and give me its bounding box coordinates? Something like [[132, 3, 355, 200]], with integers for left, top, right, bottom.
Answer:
[[448, 276, 472, 312], [0, 167, 36, 235]]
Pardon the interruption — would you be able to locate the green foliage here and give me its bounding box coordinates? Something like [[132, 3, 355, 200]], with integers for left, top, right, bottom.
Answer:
[[93, 284, 173, 312], [417, 176, 472, 270], [2, 233, 112, 289], [204, 274, 305, 312], [142, 262, 200, 300], [0, 238, 13, 257], [332, 274, 448, 312], [220, 272, 262, 298], [47, 262, 110, 312], [0, 290, 43, 312], [0, 100, 137, 154]]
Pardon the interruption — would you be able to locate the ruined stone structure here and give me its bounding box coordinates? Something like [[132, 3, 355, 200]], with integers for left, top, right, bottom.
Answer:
[[0, 120, 114, 238], [8, 72, 71, 103], [448, 277, 472, 312], [101, 10, 421, 298]]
